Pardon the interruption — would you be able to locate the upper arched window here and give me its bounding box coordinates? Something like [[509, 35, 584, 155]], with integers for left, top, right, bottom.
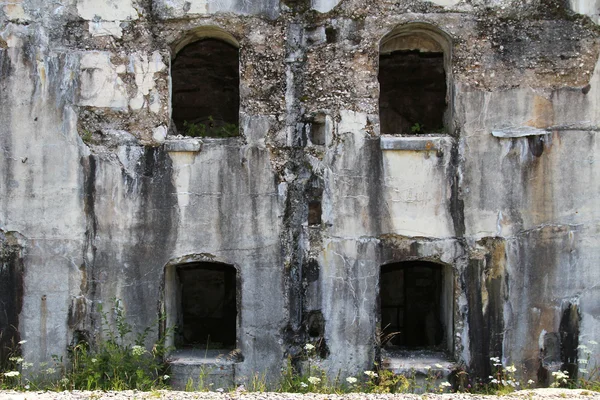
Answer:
[[171, 28, 240, 138], [379, 23, 452, 135]]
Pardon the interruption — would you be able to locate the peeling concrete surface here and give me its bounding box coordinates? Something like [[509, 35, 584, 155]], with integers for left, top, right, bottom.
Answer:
[[1, 0, 600, 388]]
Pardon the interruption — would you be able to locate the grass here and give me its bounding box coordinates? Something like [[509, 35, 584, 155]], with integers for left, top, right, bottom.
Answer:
[[3, 319, 600, 395], [0, 299, 171, 391]]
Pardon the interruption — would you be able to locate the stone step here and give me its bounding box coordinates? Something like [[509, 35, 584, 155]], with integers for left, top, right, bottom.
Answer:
[[381, 348, 456, 393], [167, 349, 236, 391]]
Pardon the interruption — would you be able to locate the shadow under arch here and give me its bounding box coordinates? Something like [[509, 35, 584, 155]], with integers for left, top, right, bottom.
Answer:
[[380, 22, 452, 62], [378, 22, 454, 135], [171, 25, 240, 57]]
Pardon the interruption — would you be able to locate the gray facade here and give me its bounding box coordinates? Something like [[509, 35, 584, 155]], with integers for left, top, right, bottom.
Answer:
[[1, 0, 600, 387]]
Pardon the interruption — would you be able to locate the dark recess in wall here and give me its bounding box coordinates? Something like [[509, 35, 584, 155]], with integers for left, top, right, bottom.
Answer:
[[380, 261, 444, 348], [0, 233, 23, 367], [560, 303, 580, 379], [177, 262, 237, 349], [171, 39, 239, 134], [379, 50, 446, 135]]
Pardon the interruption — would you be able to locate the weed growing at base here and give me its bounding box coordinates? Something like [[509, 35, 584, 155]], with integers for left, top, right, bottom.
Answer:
[[0, 299, 171, 391], [65, 301, 171, 390], [4, 326, 600, 395]]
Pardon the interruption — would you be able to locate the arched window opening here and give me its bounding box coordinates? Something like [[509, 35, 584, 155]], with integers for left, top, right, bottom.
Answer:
[[171, 36, 239, 138], [379, 24, 451, 135], [380, 261, 453, 351], [172, 262, 237, 349]]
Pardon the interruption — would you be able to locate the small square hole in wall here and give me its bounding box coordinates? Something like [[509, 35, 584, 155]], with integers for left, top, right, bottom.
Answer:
[[308, 200, 322, 226], [309, 115, 326, 146], [325, 26, 337, 43]]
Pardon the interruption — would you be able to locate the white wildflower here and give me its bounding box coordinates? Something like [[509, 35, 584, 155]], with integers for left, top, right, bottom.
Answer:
[[578, 344, 589, 350], [435, 363, 443, 368], [304, 343, 315, 351], [24, 385, 30, 390], [364, 370, 378, 378], [580, 368, 589, 374], [589, 340, 598, 345], [3, 371, 20, 377], [346, 377, 358, 384], [45, 367, 56, 374], [163, 375, 170, 380], [60, 378, 70, 385], [551, 370, 569, 384], [578, 358, 588, 365], [18, 340, 27, 345], [9, 357, 24, 364], [91, 358, 98, 363], [527, 379, 535, 385], [131, 345, 146, 356], [490, 378, 498, 384], [490, 357, 500, 363], [300, 382, 308, 388], [21, 362, 34, 370], [505, 365, 517, 373], [440, 381, 452, 387], [308, 376, 321, 384]]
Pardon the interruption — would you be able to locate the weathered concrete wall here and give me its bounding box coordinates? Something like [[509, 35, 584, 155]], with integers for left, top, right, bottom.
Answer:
[[1, 0, 600, 386]]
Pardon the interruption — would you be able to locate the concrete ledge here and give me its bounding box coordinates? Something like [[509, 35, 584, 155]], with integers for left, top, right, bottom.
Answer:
[[492, 127, 549, 138], [492, 124, 600, 138], [380, 135, 453, 151], [164, 139, 202, 152]]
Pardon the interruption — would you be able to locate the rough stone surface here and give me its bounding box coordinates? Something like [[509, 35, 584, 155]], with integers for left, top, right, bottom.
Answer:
[[1, 0, 600, 389]]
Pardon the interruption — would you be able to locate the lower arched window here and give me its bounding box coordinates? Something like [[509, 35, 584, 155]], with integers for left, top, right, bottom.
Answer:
[[380, 260, 453, 350]]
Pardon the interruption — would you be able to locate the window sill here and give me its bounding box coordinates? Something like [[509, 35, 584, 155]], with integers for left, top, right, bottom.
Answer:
[[380, 135, 453, 152], [164, 136, 242, 152]]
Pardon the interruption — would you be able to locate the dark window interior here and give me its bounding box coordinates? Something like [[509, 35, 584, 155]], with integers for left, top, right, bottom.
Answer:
[[308, 200, 322, 226], [177, 262, 237, 349], [171, 39, 239, 136], [380, 261, 444, 348], [379, 50, 446, 135], [310, 120, 326, 145]]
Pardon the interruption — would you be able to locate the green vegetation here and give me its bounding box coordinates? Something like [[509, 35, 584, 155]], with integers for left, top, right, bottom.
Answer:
[[1, 299, 171, 391], [410, 122, 423, 133], [3, 323, 600, 395], [81, 129, 93, 143], [183, 117, 239, 138]]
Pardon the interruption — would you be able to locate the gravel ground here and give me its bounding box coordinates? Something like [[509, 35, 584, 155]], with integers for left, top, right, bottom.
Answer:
[[0, 389, 599, 400]]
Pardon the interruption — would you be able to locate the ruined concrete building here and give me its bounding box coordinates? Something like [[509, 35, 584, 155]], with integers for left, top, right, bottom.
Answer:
[[1, 0, 600, 389]]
